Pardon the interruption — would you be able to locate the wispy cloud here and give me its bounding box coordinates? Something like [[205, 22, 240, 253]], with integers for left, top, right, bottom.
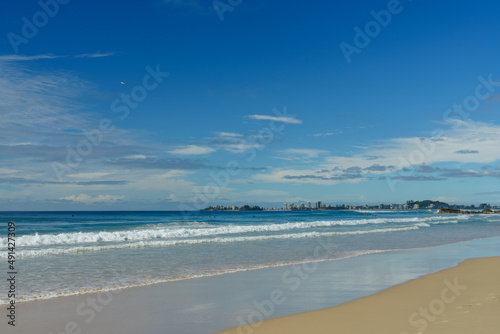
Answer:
[[0, 54, 65, 61], [0, 56, 224, 208], [313, 130, 342, 137], [0, 176, 129, 186], [455, 150, 479, 154], [439, 169, 500, 179], [208, 132, 265, 153], [109, 157, 211, 170], [0, 53, 116, 62], [216, 132, 243, 137], [221, 142, 263, 153], [0, 58, 91, 134], [389, 175, 446, 181], [74, 52, 117, 58], [168, 145, 216, 155], [248, 114, 302, 124], [280, 148, 328, 159], [122, 155, 149, 160]]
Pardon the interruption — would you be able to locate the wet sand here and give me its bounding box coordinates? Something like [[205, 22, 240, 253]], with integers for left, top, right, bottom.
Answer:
[[217, 257, 500, 334]]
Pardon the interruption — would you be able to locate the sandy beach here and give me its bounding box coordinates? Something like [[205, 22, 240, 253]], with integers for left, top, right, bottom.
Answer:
[[217, 256, 500, 334]]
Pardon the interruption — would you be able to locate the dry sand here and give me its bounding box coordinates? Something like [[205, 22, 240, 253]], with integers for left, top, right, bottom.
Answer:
[[216, 256, 500, 334]]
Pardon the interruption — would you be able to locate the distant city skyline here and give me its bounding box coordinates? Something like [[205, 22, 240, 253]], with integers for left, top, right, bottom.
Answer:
[[203, 200, 498, 212], [1, 1, 500, 210]]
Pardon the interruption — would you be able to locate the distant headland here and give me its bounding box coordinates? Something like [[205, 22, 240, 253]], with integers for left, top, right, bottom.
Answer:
[[438, 208, 500, 214]]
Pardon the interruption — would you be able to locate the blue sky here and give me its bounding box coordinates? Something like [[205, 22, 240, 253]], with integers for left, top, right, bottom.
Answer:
[[1, 0, 500, 210]]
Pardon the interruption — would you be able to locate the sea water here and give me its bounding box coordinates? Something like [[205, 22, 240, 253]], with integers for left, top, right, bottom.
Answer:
[[1, 210, 500, 305]]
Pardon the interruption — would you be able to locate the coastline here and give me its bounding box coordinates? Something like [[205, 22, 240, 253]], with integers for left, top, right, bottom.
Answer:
[[3, 236, 500, 334]]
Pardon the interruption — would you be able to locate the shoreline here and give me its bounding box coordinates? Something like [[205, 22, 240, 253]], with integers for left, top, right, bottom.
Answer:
[[216, 256, 500, 334], [0, 248, 394, 306], [1, 235, 491, 307], [2, 236, 500, 333]]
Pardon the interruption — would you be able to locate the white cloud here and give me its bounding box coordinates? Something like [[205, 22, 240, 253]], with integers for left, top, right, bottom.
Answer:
[[169, 145, 216, 155], [59, 194, 125, 204], [327, 120, 500, 169], [217, 132, 242, 137], [254, 120, 500, 186], [248, 114, 302, 124], [124, 154, 148, 160]]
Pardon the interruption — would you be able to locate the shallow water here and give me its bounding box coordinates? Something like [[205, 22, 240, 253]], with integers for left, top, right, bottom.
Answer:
[[1, 210, 499, 305]]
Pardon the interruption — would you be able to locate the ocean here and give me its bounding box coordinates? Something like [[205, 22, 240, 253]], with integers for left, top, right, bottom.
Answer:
[[1, 210, 500, 305]]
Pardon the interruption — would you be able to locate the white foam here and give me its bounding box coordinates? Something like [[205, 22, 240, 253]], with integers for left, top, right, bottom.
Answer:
[[354, 210, 406, 213], [1, 224, 425, 258], [0, 216, 461, 248]]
